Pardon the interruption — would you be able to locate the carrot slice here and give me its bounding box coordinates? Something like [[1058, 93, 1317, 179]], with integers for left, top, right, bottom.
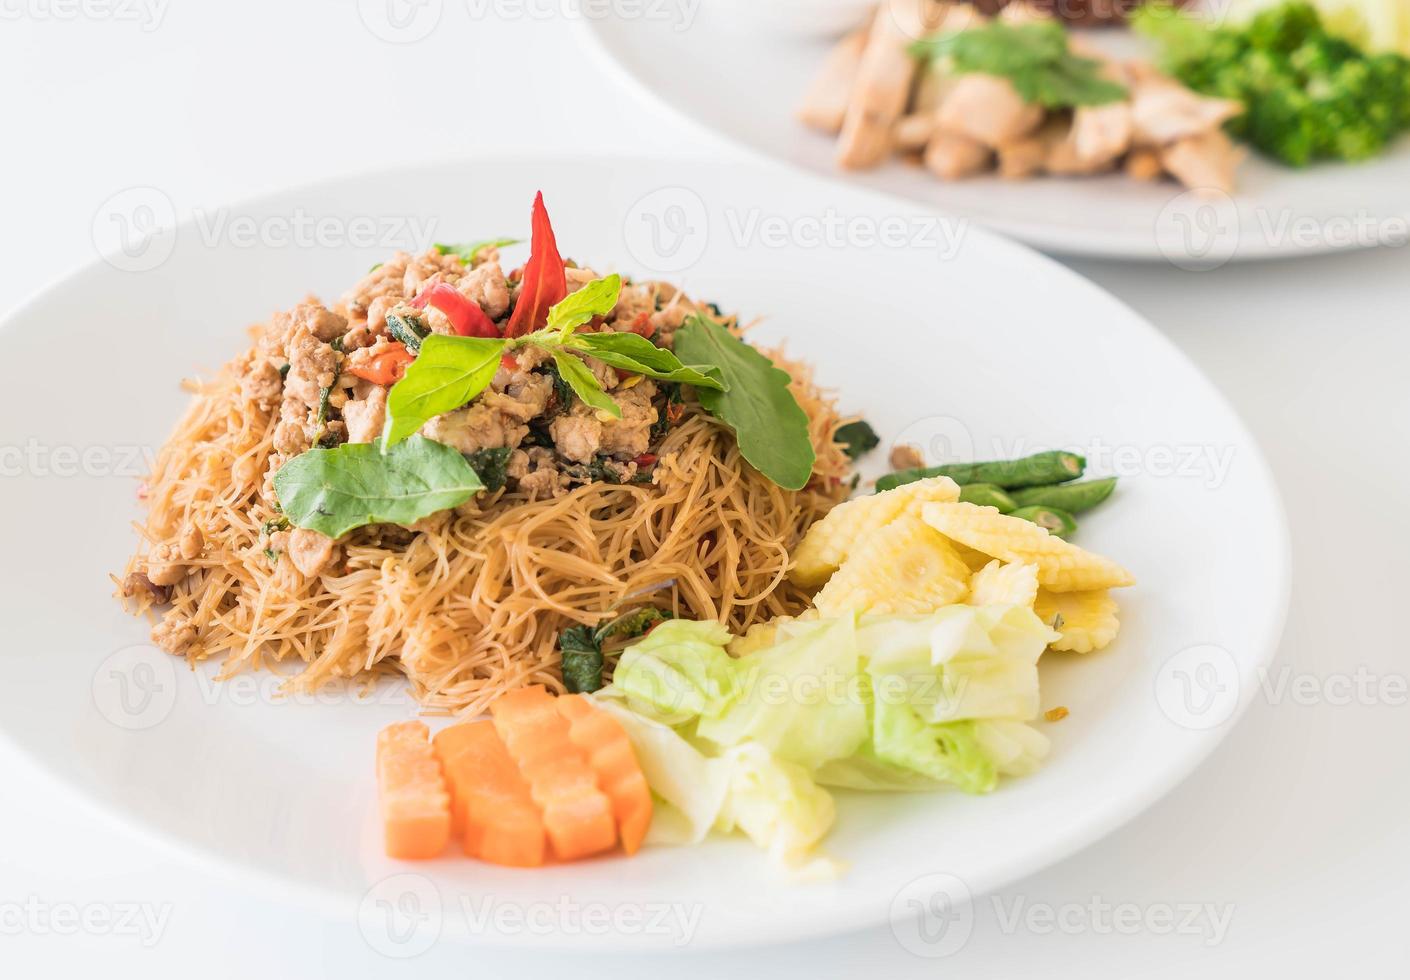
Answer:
[[430, 722, 485, 840], [491, 686, 618, 861], [556, 695, 654, 855], [376, 721, 451, 860], [435, 720, 546, 868]]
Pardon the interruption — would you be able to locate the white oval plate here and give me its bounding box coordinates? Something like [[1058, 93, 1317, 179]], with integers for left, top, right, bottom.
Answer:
[[0, 156, 1287, 950], [579, 6, 1410, 262]]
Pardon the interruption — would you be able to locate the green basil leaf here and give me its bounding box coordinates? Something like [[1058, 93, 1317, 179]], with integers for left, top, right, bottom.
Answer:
[[273, 435, 483, 539], [465, 447, 513, 493], [569, 331, 727, 391], [547, 274, 622, 340], [593, 606, 673, 647], [673, 314, 816, 491], [382, 335, 507, 450], [551, 351, 621, 419], [434, 237, 522, 263], [835, 420, 880, 460], [559, 626, 604, 694]]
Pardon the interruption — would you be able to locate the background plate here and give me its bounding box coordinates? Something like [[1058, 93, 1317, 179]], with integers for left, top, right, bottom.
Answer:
[[579, 5, 1410, 262], [0, 156, 1287, 950]]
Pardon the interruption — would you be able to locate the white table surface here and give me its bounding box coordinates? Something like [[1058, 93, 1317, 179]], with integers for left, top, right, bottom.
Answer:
[[2, 3, 1407, 977]]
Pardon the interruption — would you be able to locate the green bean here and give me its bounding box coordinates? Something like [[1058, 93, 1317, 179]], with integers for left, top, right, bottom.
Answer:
[[1010, 477, 1117, 514], [875, 450, 1086, 492], [957, 483, 1018, 512], [1009, 505, 1077, 538]]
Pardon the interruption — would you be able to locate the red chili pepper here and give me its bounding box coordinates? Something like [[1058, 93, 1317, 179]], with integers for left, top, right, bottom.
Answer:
[[347, 343, 416, 385], [634, 453, 658, 468], [500, 352, 519, 373], [629, 312, 652, 336], [665, 401, 685, 425], [409, 282, 499, 338], [504, 192, 567, 338]]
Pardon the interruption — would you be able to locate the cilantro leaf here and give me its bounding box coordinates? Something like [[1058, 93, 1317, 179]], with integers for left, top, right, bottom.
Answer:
[[273, 436, 483, 539], [672, 314, 816, 491], [912, 21, 1128, 108]]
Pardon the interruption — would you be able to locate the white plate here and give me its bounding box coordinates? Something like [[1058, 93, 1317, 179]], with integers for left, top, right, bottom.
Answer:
[[579, 6, 1410, 262], [0, 155, 1288, 950]]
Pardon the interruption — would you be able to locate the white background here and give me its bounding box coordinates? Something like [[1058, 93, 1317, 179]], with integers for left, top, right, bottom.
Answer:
[[2, 1, 1408, 976]]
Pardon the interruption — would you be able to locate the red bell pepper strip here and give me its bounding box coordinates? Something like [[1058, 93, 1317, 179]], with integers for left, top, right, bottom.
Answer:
[[347, 343, 416, 385], [503, 192, 567, 338], [409, 282, 499, 339]]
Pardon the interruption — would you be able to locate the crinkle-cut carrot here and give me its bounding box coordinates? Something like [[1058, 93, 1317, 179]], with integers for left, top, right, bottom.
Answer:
[[556, 695, 654, 856], [434, 720, 546, 868], [491, 686, 618, 861], [376, 721, 451, 860], [431, 722, 486, 840]]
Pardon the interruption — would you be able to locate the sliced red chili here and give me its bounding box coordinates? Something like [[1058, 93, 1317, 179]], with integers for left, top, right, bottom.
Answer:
[[634, 453, 659, 468], [409, 282, 499, 338], [503, 191, 567, 338], [347, 343, 415, 385]]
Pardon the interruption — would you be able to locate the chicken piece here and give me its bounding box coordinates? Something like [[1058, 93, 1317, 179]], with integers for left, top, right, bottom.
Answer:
[[481, 372, 553, 423], [837, 1, 942, 169], [996, 134, 1048, 179], [287, 528, 341, 578], [550, 411, 604, 464], [1130, 79, 1242, 146], [609, 282, 656, 326], [1125, 146, 1164, 181], [893, 112, 937, 152], [152, 614, 196, 654], [564, 266, 600, 291], [1160, 129, 1246, 196], [598, 381, 659, 460], [240, 356, 284, 405], [145, 542, 189, 587], [936, 74, 1044, 149], [364, 295, 396, 338], [998, 0, 1049, 24], [422, 403, 527, 454], [342, 386, 388, 444], [1069, 102, 1133, 168], [456, 259, 511, 320], [798, 28, 869, 135], [1045, 118, 1118, 176], [889, 443, 925, 471], [923, 132, 993, 179]]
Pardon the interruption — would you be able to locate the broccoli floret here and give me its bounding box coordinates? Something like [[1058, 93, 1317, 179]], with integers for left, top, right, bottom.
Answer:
[[1149, 0, 1410, 167]]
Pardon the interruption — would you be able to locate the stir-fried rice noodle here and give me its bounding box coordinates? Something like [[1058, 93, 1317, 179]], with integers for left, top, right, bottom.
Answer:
[[119, 347, 849, 716]]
